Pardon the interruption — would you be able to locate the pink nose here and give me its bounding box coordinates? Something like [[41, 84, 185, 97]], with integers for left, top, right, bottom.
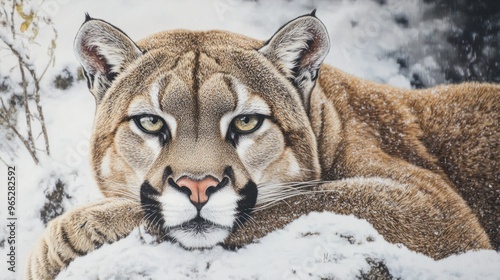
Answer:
[[176, 177, 220, 204]]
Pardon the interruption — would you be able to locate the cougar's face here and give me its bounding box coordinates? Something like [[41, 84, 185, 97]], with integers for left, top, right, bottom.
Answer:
[[77, 14, 327, 248], [91, 49, 317, 248]]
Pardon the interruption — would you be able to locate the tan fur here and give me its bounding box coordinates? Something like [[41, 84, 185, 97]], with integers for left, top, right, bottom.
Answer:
[[26, 199, 142, 279], [27, 14, 498, 279], [225, 178, 491, 260], [313, 67, 499, 250], [226, 69, 498, 256]]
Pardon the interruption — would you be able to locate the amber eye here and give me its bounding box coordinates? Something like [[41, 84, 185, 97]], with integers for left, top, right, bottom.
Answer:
[[231, 115, 264, 134], [134, 115, 165, 134]]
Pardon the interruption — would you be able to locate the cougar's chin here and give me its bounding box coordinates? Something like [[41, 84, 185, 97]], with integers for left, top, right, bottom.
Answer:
[[170, 224, 231, 249]]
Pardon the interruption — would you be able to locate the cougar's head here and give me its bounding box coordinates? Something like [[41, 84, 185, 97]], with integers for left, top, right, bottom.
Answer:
[[74, 12, 329, 248]]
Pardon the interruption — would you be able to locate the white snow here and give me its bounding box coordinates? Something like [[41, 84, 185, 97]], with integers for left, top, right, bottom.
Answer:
[[56, 212, 500, 280], [0, 0, 498, 279]]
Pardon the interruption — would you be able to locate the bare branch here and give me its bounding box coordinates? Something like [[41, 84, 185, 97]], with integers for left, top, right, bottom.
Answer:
[[0, 0, 54, 163], [0, 99, 39, 164], [1, 31, 51, 157], [39, 27, 58, 81], [25, 59, 51, 155], [17, 56, 38, 158], [0, 155, 10, 166], [9, 0, 15, 39]]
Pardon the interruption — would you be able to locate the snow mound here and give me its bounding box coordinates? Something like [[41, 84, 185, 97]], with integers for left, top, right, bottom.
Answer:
[[57, 212, 500, 280]]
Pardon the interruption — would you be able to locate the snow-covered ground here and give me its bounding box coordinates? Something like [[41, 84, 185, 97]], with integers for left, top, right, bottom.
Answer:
[[0, 0, 499, 279]]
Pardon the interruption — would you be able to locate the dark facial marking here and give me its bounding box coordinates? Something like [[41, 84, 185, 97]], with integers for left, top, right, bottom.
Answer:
[[234, 181, 258, 227], [162, 166, 173, 185], [223, 166, 235, 184], [140, 181, 164, 230], [192, 51, 200, 140], [167, 178, 192, 197]]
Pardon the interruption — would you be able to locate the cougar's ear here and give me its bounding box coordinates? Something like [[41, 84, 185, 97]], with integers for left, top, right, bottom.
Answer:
[[259, 11, 330, 110], [74, 14, 142, 103]]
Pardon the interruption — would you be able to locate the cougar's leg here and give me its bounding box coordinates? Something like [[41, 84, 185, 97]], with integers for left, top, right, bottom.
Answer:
[[226, 177, 491, 259], [26, 198, 142, 280]]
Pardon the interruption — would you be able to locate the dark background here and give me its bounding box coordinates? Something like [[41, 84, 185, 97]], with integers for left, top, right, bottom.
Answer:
[[417, 0, 499, 86]]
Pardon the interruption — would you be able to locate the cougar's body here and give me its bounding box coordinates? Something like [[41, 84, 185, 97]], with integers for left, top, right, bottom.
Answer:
[[26, 13, 498, 279]]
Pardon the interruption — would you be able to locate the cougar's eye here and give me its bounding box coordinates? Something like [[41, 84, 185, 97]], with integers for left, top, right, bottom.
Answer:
[[133, 115, 165, 134], [231, 114, 264, 134]]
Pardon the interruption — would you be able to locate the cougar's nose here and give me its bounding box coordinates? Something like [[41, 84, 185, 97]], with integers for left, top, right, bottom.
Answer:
[[176, 177, 220, 205]]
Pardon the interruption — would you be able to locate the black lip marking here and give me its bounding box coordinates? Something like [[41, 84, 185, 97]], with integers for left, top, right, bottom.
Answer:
[[170, 215, 231, 235], [234, 180, 258, 227], [184, 216, 211, 233], [140, 181, 165, 230]]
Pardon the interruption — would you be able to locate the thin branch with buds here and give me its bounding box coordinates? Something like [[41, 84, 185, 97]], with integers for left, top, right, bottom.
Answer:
[[0, 0, 56, 163]]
